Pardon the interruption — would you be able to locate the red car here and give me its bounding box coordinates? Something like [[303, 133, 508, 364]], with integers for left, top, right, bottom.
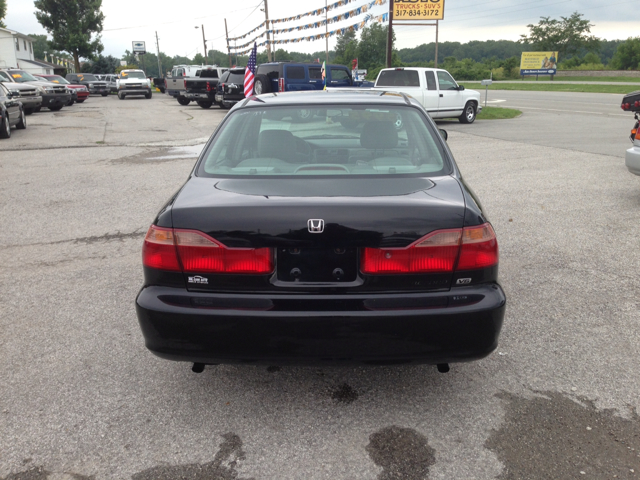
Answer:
[[35, 74, 89, 105]]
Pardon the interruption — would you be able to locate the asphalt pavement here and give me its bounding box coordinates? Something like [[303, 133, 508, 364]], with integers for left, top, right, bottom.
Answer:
[[1, 91, 639, 480]]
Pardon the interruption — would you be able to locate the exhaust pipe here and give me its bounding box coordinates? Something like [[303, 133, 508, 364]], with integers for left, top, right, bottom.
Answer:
[[437, 363, 450, 373], [192, 363, 205, 373]]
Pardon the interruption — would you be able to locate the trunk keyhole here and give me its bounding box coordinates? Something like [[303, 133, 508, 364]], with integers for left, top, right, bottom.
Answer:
[[333, 268, 344, 280], [290, 268, 302, 279]]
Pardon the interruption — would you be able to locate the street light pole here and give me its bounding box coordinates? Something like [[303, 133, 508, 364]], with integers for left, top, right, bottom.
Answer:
[[201, 24, 207, 60], [386, 0, 394, 68], [263, 0, 272, 62], [325, 0, 328, 65]]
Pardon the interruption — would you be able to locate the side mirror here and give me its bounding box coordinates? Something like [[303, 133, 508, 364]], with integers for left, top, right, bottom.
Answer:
[[439, 129, 448, 141], [458, 85, 465, 91]]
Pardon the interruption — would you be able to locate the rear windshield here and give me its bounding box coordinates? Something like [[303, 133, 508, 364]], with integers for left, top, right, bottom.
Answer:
[[197, 105, 450, 178], [376, 70, 420, 87], [200, 70, 219, 78], [228, 73, 245, 83], [78, 74, 98, 82]]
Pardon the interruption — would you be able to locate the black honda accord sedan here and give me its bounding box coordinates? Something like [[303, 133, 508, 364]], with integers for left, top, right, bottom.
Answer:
[[135, 90, 506, 372]]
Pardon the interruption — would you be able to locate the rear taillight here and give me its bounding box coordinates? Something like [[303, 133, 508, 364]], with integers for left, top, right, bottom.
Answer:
[[206, 81, 211, 92], [360, 224, 498, 275], [142, 225, 273, 274], [164, 79, 167, 88], [183, 79, 187, 89], [278, 78, 285, 92], [142, 226, 180, 271]]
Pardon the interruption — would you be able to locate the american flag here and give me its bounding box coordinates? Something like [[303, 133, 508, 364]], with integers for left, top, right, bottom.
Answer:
[[244, 43, 257, 97]]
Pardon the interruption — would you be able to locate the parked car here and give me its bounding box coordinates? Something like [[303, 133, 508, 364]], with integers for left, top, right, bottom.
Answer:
[[184, 66, 228, 108], [103, 74, 118, 93], [0, 82, 27, 138], [370, 68, 482, 123], [65, 73, 110, 96], [253, 62, 371, 95], [0, 72, 42, 114], [34, 74, 89, 105], [214, 68, 245, 109], [1, 69, 71, 111], [116, 69, 153, 100], [166, 65, 226, 105], [135, 90, 506, 373], [622, 92, 640, 176], [152, 77, 166, 93]]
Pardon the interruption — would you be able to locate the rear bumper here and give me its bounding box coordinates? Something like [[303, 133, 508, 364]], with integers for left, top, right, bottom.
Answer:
[[184, 92, 212, 100], [626, 143, 640, 176], [135, 284, 506, 365]]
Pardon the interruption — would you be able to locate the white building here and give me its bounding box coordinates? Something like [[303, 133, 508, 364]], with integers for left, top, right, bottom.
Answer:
[[0, 27, 74, 74]]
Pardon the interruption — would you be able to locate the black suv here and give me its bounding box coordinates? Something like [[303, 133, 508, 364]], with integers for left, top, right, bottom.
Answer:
[[214, 68, 246, 109], [253, 62, 370, 95], [65, 73, 110, 96]]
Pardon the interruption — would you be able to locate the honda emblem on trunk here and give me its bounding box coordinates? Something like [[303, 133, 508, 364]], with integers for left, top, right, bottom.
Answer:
[[308, 219, 325, 233]]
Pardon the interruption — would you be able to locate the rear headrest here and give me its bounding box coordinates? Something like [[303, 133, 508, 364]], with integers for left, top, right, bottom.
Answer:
[[360, 122, 398, 150], [258, 130, 296, 160]]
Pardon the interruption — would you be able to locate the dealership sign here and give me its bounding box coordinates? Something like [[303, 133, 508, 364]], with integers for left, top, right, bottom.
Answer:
[[393, 0, 445, 21], [520, 51, 558, 75], [132, 41, 146, 54]]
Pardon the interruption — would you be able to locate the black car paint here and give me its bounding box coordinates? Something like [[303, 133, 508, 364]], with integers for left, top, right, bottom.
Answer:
[[136, 91, 506, 366], [0, 83, 23, 130]]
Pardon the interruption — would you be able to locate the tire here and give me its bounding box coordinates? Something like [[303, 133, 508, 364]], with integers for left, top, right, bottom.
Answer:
[[24, 108, 34, 115], [253, 75, 271, 95], [66, 98, 74, 106], [118, 92, 125, 100], [145, 91, 152, 99], [0, 114, 10, 139], [293, 109, 314, 123], [221, 99, 232, 109], [49, 105, 63, 111], [77, 100, 85, 103], [159, 87, 166, 94], [101, 92, 108, 97], [197, 101, 213, 109], [16, 108, 26, 130], [35, 107, 41, 113], [459, 102, 477, 124], [177, 96, 191, 106]]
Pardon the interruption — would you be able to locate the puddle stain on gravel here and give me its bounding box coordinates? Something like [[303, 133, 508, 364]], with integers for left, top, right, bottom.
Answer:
[[486, 391, 640, 479], [330, 383, 359, 404], [131, 432, 254, 480], [111, 145, 205, 164], [366, 426, 436, 480], [1, 467, 94, 480]]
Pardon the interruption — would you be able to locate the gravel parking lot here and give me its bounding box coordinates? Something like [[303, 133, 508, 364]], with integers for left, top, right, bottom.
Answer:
[[1, 92, 639, 479]]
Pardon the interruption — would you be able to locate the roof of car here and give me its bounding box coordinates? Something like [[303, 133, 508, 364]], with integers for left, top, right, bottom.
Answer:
[[241, 90, 420, 108]]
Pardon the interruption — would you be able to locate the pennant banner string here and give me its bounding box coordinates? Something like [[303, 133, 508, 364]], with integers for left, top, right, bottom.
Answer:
[[230, 13, 388, 55]]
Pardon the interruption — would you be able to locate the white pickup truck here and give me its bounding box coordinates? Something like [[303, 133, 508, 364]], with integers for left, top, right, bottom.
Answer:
[[372, 67, 482, 123]]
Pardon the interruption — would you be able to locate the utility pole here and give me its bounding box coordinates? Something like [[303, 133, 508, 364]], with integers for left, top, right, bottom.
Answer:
[[201, 24, 207, 60], [325, 0, 328, 65], [434, 21, 439, 68], [263, 0, 272, 62], [224, 19, 232, 68], [386, 0, 394, 68], [155, 31, 163, 78]]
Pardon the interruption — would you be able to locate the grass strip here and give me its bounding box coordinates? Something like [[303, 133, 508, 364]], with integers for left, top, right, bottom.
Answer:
[[476, 106, 522, 119], [460, 83, 635, 94]]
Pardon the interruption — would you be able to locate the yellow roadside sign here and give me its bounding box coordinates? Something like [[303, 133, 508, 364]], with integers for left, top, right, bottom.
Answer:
[[393, 0, 445, 21]]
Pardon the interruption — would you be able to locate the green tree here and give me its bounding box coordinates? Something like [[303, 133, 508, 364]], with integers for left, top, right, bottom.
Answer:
[[501, 56, 519, 78], [610, 37, 640, 70], [0, 0, 7, 28], [334, 30, 358, 65], [192, 53, 206, 65], [357, 24, 396, 71], [520, 11, 600, 60], [34, 0, 105, 72]]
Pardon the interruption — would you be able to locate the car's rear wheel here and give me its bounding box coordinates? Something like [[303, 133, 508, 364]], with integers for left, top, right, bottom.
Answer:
[[459, 102, 477, 124], [0, 115, 10, 139], [254, 75, 271, 95], [24, 108, 34, 115], [16, 108, 26, 130], [35, 107, 41, 113], [49, 105, 63, 111], [293, 109, 315, 123], [101, 92, 108, 97], [77, 100, 85, 103], [221, 100, 232, 109], [198, 101, 213, 109], [145, 91, 152, 99], [177, 96, 190, 106], [117, 92, 125, 100]]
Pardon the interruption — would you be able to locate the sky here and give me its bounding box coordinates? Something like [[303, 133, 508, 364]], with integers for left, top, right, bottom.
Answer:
[[4, 0, 640, 61]]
